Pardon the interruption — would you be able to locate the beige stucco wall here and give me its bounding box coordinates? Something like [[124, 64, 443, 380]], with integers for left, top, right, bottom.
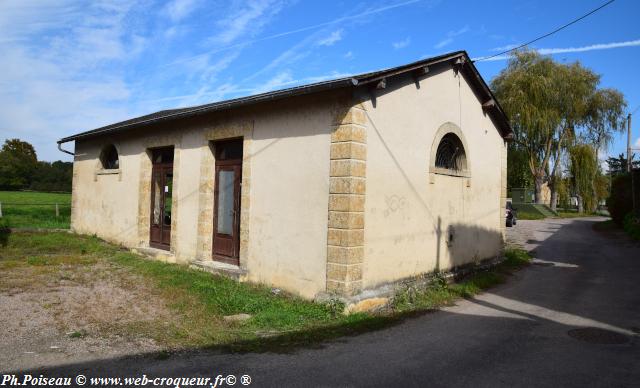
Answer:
[[361, 66, 506, 289], [70, 67, 507, 299], [71, 92, 347, 299]]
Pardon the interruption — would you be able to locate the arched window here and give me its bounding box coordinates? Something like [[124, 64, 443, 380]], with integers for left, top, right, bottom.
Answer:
[[435, 133, 467, 172], [100, 144, 119, 169]]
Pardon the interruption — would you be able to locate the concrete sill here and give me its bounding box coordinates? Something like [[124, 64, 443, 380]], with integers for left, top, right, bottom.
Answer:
[[191, 260, 247, 281], [132, 246, 175, 262], [429, 167, 471, 178], [96, 169, 121, 175]]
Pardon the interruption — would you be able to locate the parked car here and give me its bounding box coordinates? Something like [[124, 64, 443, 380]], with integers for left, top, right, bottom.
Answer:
[[506, 201, 517, 227]]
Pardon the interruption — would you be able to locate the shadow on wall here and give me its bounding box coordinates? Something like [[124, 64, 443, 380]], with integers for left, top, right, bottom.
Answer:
[[435, 216, 503, 271]]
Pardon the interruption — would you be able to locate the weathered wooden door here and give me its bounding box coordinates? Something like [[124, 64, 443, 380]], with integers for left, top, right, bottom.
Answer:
[[149, 147, 174, 250], [212, 140, 242, 265]]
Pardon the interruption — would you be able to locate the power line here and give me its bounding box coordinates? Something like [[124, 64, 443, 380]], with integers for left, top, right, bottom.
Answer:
[[631, 104, 640, 115], [474, 0, 616, 62]]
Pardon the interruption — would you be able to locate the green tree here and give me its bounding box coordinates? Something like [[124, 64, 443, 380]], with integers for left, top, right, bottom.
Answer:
[[547, 61, 599, 211], [584, 89, 627, 149], [507, 143, 533, 189], [557, 176, 571, 210], [493, 50, 626, 208], [606, 153, 639, 176], [0, 139, 38, 190], [30, 161, 73, 192], [569, 144, 599, 213], [492, 50, 561, 204]]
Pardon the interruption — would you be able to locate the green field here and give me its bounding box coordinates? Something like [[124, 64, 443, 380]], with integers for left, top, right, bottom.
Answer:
[[0, 191, 71, 229]]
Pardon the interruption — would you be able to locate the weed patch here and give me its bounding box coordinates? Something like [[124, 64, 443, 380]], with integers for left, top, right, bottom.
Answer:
[[391, 249, 531, 312]]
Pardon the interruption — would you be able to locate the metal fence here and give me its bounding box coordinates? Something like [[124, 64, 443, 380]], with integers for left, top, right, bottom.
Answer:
[[0, 202, 71, 218]]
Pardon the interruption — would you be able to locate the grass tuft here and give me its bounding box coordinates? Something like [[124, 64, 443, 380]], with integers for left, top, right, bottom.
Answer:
[[391, 248, 531, 312], [69, 329, 88, 339]]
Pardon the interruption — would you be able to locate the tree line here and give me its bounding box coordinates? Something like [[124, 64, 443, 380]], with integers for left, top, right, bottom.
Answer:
[[0, 139, 73, 192], [492, 50, 628, 213]]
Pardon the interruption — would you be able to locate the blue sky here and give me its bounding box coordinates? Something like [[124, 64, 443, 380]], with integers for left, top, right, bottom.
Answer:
[[0, 0, 638, 162]]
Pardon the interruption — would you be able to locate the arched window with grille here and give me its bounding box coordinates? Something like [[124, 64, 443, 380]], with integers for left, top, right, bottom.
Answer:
[[429, 122, 470, 177], [435, 133, 467, 172], [100, 144, 120, 170]]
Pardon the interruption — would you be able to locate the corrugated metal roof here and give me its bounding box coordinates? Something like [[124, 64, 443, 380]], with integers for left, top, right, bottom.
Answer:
[[58, 50, 512, 144]]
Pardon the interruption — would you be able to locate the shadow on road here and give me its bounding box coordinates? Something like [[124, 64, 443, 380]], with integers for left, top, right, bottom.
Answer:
[[5, 218, 639, 387]]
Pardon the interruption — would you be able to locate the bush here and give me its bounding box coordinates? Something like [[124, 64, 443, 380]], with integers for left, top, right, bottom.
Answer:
[[606, 174, 632, 226], [623, 213, 640, 240]]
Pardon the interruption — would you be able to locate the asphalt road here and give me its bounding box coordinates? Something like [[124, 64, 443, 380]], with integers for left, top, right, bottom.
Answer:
[[12, 217, 640, 387]]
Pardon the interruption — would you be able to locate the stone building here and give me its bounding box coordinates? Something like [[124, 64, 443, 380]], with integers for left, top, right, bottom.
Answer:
[[58, 51, 512, 300]]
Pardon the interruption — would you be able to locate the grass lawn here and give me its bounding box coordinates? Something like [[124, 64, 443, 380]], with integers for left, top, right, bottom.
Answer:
[[555, 208, 608, 218], [516, 206, 607, 220], [557, 211, 596, 218], [0, 230, 531, 353], [0, 191, 71, 229], [516, 210, 545, 220]]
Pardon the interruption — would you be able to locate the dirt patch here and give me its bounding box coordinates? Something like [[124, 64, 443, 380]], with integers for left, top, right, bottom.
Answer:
[[0, 261, 174, 371]]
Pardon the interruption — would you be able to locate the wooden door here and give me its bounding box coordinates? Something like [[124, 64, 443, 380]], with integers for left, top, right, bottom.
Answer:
[[212, 140, 242, 265], [150, 148, 174, 250]]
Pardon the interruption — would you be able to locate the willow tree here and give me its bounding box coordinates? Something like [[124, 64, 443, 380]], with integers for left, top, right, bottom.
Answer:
[[492, 50, 561, 203], [547, 62, 599, 211], [493, 50, 626, 207], [570, 144, 599, 213], [584, 88, 627, 149]]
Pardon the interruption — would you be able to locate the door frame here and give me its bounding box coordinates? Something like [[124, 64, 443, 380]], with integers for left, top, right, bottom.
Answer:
[[149, 147, 174, 251], [211, 139, 243, 265]]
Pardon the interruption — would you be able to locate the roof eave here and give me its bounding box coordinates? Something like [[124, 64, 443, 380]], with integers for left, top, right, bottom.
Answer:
[[458, 53, 514, 139], [58, 50, 513, 143], [58, 77, 358, 144]]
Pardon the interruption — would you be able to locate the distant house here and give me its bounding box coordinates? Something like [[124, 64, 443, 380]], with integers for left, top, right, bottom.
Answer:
[[58, 51, 512, 300]]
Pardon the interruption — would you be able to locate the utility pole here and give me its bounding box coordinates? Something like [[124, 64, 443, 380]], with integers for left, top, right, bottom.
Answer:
[[629, 112, 637, 217], [628, 113, 632, 172]]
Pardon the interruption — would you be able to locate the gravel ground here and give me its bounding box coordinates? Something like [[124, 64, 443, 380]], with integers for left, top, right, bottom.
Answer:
[[0, 262, 170, 371], [504, 217, 568, 252]]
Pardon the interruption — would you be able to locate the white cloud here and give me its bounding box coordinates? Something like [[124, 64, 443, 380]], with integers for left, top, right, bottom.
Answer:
[[434, 37, 452, 49], [491, 43, 520, 52], [163, 0, 201, 22], [538, 39, 640, 55], [344, 51, 353, 59], [146, 70, 354, 106], [254, 71, 295, 93], [434, 25, 469, 49], [252, 71, 354, 94], [635, 137, 640, 148], [0, 0, 146, 161], [172, 0, 422, 65], [209, 0, 285, 45], [243, 29, 323, 82], [476, 39, 640, 61], [393, 37, 411, 49], [317, 29, 343, 46], [0, 0, 427, 161]]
